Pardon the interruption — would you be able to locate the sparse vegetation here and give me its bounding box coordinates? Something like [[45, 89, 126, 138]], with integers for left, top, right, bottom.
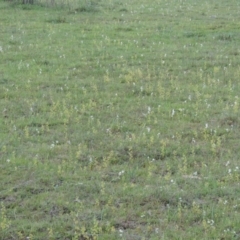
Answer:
[[0, 0, 240, 239]]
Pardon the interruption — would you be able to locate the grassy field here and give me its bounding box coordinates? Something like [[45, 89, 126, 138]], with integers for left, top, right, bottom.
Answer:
[[0, 0, 240, 239]]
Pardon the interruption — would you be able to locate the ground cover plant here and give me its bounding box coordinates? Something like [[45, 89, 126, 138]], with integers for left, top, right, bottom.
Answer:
[[0, 0, 240, 239]]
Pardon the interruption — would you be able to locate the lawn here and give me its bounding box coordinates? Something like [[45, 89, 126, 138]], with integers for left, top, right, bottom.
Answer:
[[0, 0, 240, 239]]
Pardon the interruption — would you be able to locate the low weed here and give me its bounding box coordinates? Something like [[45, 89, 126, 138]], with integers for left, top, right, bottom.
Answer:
[[0, 0, 240, 239]]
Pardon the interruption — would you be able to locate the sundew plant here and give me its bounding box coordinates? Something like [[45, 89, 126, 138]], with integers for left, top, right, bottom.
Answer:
[[0, 0, 240, 239]]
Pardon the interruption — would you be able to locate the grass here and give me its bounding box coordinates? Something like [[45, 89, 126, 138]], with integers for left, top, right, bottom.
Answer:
[[0, 0, 240, 239]]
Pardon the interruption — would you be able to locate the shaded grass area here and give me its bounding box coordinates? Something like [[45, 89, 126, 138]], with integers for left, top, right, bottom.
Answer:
[[0, 0, 240, 239]]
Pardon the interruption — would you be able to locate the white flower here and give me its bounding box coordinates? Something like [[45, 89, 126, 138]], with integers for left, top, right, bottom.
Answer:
[[118, 170, 125, 176], [147, 106, 151, 114], [225, 161, 230, 166], [207, 219, 214, 225], [119, 229, 124, 237]]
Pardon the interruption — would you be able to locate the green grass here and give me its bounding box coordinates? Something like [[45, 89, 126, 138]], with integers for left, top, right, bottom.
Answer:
[[1, 0, 240, 239]]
